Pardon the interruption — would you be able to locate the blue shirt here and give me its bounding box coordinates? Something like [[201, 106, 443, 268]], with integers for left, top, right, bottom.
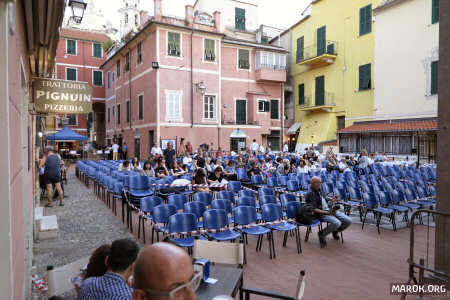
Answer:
[[77, 272, 132, 300]]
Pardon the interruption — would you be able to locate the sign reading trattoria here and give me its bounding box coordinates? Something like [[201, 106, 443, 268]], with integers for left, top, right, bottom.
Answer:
[[33, 78, 93, 114]]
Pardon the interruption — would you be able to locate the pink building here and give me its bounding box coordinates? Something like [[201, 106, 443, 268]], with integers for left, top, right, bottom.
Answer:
[[53, 28, 109, 146], [102, 0, 287, 158]]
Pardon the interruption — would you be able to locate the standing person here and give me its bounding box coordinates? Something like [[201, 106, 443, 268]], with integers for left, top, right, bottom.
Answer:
[[112, 142, 119, 161], [163, 142, 176, 169], [185, 141, 193, 155], [151, 144, 163, 158], [178, 138, 186, 156], [259, 144, 265, 155], [83, 143, 89, 159], [39, 148, 64, 207], [283, 142, 289, 153], [250, 139, 259, 155], [305, 177, 352, 247], [122, 142, 128, 160]]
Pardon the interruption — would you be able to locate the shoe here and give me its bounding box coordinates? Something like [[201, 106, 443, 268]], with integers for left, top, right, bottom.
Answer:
[[45, 203, 53, 207], [318, 231, 327, 248], [332, 231, 340, 241]]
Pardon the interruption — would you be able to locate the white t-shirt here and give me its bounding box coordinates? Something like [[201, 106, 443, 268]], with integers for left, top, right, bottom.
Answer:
[[112, 144, 119, 153], [283, 144, 289, 152], [151, 146, 163, 155], [259, 145, 265, 153], [250, 142, 259, 152], [183, 156, 193, 165], [297, 165, 310, 174]]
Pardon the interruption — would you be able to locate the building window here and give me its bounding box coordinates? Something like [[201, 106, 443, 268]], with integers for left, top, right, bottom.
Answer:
[[431, 60, 438, 95], [432, 0, 439, 24], [203, 95, 216, 120], [238, 49, 250, 69], [112, 72, 115, 82], [315, 75, 325, 106], [107, 107, 111, 123], [117, 60, 121, 77], [125, 13, 128, 24], [298, 83, 305, 105], [107, 72, 110, 88], [258, 100, 269, 112], [66, 68, 77, 81], [337, 116, 345, 131], [235, 7, 246, 30], [112, 105, 115, 117], [117, 104, 121, 124], [167, 32, 181, 57], [138, 95, 144, 120], [261, 37, 268, 44], [126, 100, 130, 122], [296, 36, 304, 61], [359, 63, 371, 91], [135, 14, 139, 27], [93, 70, 103, 86], [236, 99, 247, 124], [316, 26, 326, 56], [255, 51, 286, 70], [93, 43, 102, 58], [66, 39, 76, 55], [204, 39, 216, 62], [67, 115, 77, 125], [360, 4, 372, 36], [125, 52, 130, 72], [166, 90, 182, 121], [137, 42, 142, 64], [270, 99, 279, 119]]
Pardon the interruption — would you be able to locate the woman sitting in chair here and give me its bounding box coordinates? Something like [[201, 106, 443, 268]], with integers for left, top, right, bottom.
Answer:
[[171, 161, 188, 177], [193, 168, 210, 193]]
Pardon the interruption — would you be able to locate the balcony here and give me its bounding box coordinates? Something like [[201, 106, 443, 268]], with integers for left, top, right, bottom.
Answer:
[[255, 51, 287, 82], [255, 65, 286, 82], [298, 92, 336, 112], [296, 41, 337, 68], [221, 120, 260, 126]]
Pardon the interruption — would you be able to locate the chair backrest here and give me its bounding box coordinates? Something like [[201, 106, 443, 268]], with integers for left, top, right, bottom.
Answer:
[[260, 195, 277, 206], [416, 186, 428, 198], [216, 191, 235, 204], [261, 203, 282, 222], [238, 189, 255, 199], [236, 196, 256, 207], [277, 175, 288, 186], [287, 180, 299, 192], [152, 204, 177, 223], [390, 190, 402, 205], [285, 201, 302, 219], [168, 213, 197, 234], [347, 187, 361, 201], [211, 199, 233, 214], [251, 175, 263, 185], [168, 194, 188, 210], [183, 201, 206, 219], [236, 168, 249, 181], [377, 191, 391, 206], [203, 209, 228, 229], [228, 181, 242, 193], [113, 181, 124, 194], [130, 176, 149, 190], [362, 193, 376, 208], [258, 187, 274, 197], [266, 177, 278, 187], [334, 187, 347, 201], [140, 196, 163, 213], [193, 240, 244, 265], [404, 188, 417, 201], [233, 206, 257, 225], [428, 185, 436, 197], [193, 192, 213, 206], [280, 193, 297, 208]]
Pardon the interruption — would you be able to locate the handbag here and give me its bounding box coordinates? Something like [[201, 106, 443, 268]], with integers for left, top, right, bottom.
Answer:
[[295, 204, 315, 225]]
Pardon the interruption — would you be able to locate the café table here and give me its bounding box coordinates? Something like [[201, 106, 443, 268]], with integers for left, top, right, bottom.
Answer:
[[196, 265, 243, 300]]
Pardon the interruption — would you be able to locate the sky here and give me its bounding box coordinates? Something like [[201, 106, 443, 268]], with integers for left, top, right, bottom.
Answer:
[[78, 0, 311, 31]]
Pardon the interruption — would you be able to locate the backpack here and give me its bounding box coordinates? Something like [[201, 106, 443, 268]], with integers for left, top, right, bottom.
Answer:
[[295, 204, 315, 225]]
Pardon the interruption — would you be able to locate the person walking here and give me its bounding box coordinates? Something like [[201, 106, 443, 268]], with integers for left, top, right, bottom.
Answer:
[[112, 142, 119, 161], [122, 142, 128, 160], [39, 148, 64, 207]]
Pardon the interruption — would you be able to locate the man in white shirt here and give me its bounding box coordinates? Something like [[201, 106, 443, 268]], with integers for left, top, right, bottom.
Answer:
[[283, 142, 289, 153], [250, 139, 259, 154], [259, 144, 265, 154], [111, 143, 119, 160], [151, 145, 163, 157]]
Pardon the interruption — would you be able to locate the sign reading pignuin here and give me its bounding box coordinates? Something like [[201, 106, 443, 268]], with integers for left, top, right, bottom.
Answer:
[[33, 78, 93, 114]]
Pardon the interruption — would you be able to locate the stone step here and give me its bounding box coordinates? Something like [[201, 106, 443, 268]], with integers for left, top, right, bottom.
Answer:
[[37, 215, 58, 240]]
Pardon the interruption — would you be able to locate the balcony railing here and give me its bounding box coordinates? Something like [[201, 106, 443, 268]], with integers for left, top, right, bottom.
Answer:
[[299, 92, 336, 110], [296, 40, 338, 63], [221, 120, 260, 126]]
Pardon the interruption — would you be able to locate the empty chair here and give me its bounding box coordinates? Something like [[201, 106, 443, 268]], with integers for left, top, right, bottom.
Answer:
[[236, 196, 257, 208], [266, 177, 278, 188], [260, 195, 278, 207], [203, 209, 241, 241], [280, 193, 297, 209], [238, 189, 256, 200], [211, 199, 233, 214], [258, 187, 275, 197], [168, 213, 206, 250], [287, 180, 300, 192], [216, 190, 236, 205], [361, 193, 394, 234], [228, 181, 242, 193], [167, 194, 189, 211], [251, 175, 264, 187], [184, 201, 207, 228], [277, 175, 289, 187], [193, 192, 213, 207], [389, 190, 410, 224], [151, 204, 177, 243], [138, 196, 163, 243]]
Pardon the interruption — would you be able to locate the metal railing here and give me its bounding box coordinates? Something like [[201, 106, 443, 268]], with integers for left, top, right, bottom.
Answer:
[[222, 120, 260, 126], [296, 40, 338, 63], [299, 92, 335, 108]]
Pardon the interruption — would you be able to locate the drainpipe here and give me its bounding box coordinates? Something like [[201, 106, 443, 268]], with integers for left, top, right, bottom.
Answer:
[[190, 28, 194, 129], [129, 48, 132, 131], [281, 82, 285, 150]]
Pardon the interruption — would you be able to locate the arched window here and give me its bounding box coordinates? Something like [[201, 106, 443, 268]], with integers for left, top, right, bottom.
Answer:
[[125, 13, 128, 24], [135, 14, 139, 26]]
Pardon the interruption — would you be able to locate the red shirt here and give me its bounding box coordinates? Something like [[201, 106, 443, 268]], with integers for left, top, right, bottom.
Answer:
[[186, 144, 193, 154]]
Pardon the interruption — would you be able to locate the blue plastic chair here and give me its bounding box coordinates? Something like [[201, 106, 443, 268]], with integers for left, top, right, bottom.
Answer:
[[261, 203, 299, 255], [138, 196, 163, 243], [193, 192, 213, 207], [168, 213, 206, 250], [203, 209, 241, 241], [151, 204, 177, 243], [233, 206, 272, 259], [211, 199, 233, 214], [168, 194, 189, 211], [285, 201, 322, 243], [266, 177, 278, 188], [258, 187, 275, 197], [361, 192, 394, 234], [238, 189, 256, 200], [280, 193, 297, 209], [286, 180, 300, 192], [216, 190, 236, 205], [228, 181, 242, 193], [184, 201, 207, 228], [260, 195, 278, 207]]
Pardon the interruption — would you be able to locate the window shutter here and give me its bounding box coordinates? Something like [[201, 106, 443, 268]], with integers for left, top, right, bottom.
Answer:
[[315, 76, 325, 106], [360, 5, 372, 35], [431, 61, 438, 95], [138, 95, 143, 120], [299, 84, 305, 105], [270, 99, 279, 119], [238, 49, 249, 69], [297, 36, 304, 61], [365, 64, 371, 89], [93, 71, 103, 86], [204, 39, 215, 61], [93, 43, 101, 58], [67, 68, 76, 81], [67, 40, 76, 54], [317, 26, 326, 56], [235, 8, 246, 30], [264, 101, 270, 112], [432, 0, 440, 24]]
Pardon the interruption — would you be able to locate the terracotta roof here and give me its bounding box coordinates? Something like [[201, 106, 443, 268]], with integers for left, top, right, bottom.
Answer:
[[61, 28, 110, 42], [339, 119, 438, 134]]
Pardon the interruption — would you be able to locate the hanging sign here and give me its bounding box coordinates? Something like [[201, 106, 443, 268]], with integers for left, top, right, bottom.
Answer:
[[33, 78, 93, 114]]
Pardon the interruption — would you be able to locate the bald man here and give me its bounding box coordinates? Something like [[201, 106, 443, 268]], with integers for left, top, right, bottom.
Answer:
[[132, 243, 199, 300], [305, 176, 352, 248]]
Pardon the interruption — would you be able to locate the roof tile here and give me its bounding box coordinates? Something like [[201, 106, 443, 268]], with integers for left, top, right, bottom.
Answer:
[[339, 119, 438, 133]]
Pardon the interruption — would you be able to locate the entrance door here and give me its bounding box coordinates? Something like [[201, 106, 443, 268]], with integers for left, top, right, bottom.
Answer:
[[231, 138, 246, 153], [236, 100, 247, 125], [135, 138, 141, 160]]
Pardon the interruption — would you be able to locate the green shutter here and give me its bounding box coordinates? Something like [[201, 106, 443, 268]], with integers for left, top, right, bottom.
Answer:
[[315, 76, 325, 106], [270, 99, 279, 119], [204, 39, 215, 61], [432, 0, 440, 24], [66, 68, 76, 81], [117, 60, 120, 77], [238, 49, 249, 69], [359, 64, 371, 91], [93, 71, 103, 86], [431, 61, 438, 95], [360, 5, 372, 35], [138, 95, 143, 120], [236, 100, 246, 124], [299, 84, 305, 105], [168, 32, 180, 56], [67, 40, 76, 54], [264, 101, 270, 112], [93, 43, 102, 58], [235, 8, 246, 30], [317, 26, 326, 56], [297, 36, 304, 61]]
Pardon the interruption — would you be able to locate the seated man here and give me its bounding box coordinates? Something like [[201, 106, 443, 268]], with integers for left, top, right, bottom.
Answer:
[[132, 243, 198, 300], [78, 239, 140, 300], [305, 177, 352, 248], [118, 160, 131, 172]]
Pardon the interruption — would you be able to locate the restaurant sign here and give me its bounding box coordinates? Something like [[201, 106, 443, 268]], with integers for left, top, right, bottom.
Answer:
[[33, 78, 93, 114]]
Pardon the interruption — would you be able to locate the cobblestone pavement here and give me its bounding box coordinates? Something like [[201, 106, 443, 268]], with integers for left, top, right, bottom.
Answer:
[[33, 165, 139, 291]]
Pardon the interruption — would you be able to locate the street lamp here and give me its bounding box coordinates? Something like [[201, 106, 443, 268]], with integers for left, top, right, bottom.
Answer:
[[195, 81, 206, 95], [68, 0, 87, 24]]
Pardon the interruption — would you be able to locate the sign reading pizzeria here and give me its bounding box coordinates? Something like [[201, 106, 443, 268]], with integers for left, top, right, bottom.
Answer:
[[33, 78, 93, 114]]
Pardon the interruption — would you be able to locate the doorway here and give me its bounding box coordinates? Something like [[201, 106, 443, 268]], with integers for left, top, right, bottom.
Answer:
[[134, 138, 141, 160]]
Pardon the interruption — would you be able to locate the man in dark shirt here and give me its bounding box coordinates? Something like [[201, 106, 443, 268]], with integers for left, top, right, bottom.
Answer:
[[163, 142, 176, 169], [305, 176, 352, 247], [39, 148, 64, 207]]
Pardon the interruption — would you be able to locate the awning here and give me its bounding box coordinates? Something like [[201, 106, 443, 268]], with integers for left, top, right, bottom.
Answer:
[[230, 129, 247, 138], [286, 122, 301, 135], [47, 127, 88, 141], [338, 118, 437, 134]]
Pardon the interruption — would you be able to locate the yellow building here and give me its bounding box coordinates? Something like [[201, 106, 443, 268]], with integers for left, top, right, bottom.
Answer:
[[291, 0, 381, 152]]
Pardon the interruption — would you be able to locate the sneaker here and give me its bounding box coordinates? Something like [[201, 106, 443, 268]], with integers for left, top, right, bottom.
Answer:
[[318, 231, 327, 248], [332, 231, 340, 241]]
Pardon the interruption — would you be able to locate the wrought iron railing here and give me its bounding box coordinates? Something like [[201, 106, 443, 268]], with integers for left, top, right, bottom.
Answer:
[[296, 40, 338, 63], [221, 120, 259, 126], [299, 92, 335, 108]]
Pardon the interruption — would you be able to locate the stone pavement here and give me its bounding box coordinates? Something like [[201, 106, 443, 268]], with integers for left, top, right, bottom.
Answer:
[[33, 165, 138, 295]]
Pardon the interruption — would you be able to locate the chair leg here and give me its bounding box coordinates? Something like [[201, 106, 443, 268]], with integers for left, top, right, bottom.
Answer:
[[358, 206, 363, 222], [267, 233, 273, 259], [376, 213, 381, 235], [282, 231, 288, 247], [392, 213, 397, 231], [151, 227, 155, 244], [143, 220, 146, 244], [340, 232, 344, 244], [271, 231, 276, 259], [362, 209, 369, 230], [122, 200, 125, 223], [129, 207, 133, 233], [295, 227, 302, 254], [305, 227, 310, 242], [138, 217, 141, 239]]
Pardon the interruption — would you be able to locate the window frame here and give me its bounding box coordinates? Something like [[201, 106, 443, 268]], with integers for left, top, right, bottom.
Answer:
[[235, 7, 246, 31], [125, 52, 130, 72], [359, 4, 372, 36], [66, 39, 77, 55], [430, 60, 438, 95], [203, 38, 217, 63], [257, 99, 269, 113], [137, 42, 142, 64], [358, 63, 372, 91], [138, 94, 144, 120], [166, 31, 182, 58], [237, 48, 250, 70], [165, 90, 183, 122], [92, 42, 102, 58], [66, 114, 78, 126], [270, 99, 280, 120], [432, 0, 440, 24], [116, 60, 121, 77], [117, 103, 121, 124], [92, 70, 104, 87], [126, 100, 130, 122], [66, 67, 77, 81], [203, 94, 217, 120]]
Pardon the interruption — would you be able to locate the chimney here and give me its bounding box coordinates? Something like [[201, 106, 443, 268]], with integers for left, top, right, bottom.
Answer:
[[139, 10, 149, 28], [154, 0, 162, 22], [185, 5, 194, 27], [213, 11, 221, 33]]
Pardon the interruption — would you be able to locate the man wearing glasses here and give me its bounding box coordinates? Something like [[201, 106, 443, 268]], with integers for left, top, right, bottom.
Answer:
[[132, 243, 199, 300]]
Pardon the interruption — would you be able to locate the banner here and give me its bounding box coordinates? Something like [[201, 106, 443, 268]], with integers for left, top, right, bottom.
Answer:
[[33, 78, 93, 114]]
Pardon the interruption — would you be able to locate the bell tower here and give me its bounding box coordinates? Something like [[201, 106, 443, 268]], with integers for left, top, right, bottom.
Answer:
[[118, 0, 141, 40]]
